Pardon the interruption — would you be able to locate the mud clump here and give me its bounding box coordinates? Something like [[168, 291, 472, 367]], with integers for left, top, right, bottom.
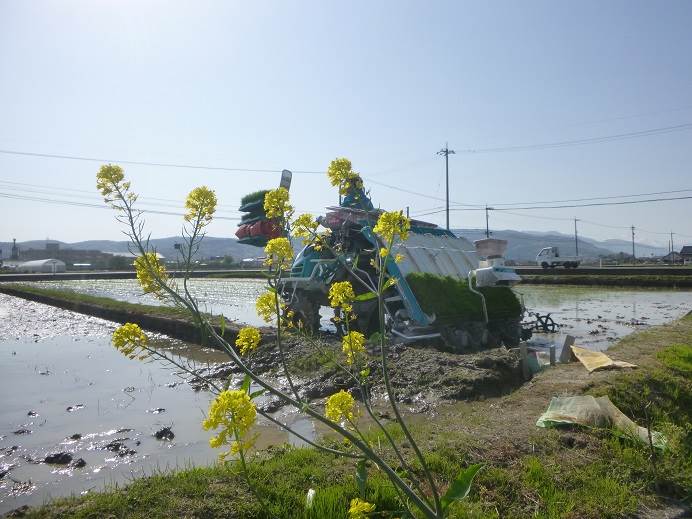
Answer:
[[194, 334, 523, 414], [154, 427, 174, 441], [44, 452, 73, 465], [71, 458, 87, 468]]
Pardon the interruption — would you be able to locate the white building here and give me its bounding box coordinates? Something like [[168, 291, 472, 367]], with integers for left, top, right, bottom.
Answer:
[[17, 259, 67, 273]]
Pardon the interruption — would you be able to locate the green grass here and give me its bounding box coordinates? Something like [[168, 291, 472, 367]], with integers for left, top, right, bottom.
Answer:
[[588, 342, 692, 499], [406, 272, 522, 323], [519, 274, 692, 288], [657, 344, 692, 376]]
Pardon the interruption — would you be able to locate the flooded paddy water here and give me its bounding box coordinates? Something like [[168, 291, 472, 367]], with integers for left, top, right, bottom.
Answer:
[[0, 293, 312, 514], [1, 279, 690, 513]]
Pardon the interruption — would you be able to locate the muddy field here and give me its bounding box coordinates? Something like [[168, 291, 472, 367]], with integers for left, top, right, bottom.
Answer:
[[1, 283, 690, 514]]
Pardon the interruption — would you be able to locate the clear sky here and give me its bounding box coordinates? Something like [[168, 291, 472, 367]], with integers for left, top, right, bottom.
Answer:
[[1, 0, 691, 247]]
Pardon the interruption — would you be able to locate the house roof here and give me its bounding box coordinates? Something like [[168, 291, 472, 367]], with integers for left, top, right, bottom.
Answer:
[[680, 246, 692, 255]]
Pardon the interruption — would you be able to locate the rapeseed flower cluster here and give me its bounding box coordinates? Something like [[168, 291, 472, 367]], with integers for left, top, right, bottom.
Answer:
[[328, 281, 356, 314], [348, 498, 376, 519], [112, 323, 149, 360], [373, 210, 411, 258], [134, 252, 168, 296], [235, 327, 261, 355], [184, 186, 217, 225], [255, 291, 279, 324], [325, 389, 356, 423], [203, 390, 257, 458], [96, 164, 125, 198], [342, 331, 366, 365], [263, 187, 293, 220], [264, 237, 293, 270], [292, 213, 319, 245], [327, 158, 363, 196]]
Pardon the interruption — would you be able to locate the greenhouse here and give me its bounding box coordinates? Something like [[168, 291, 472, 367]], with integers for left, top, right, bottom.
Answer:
[[16, 258, 66, 273]]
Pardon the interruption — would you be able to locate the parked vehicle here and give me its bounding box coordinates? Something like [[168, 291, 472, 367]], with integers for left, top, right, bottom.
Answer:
[[536, 247, 581, 268]]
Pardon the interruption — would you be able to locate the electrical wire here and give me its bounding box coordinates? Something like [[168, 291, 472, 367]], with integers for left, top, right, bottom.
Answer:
[[0, 179, 240, 210], [0, 192, 241, 220], [456, 123, 692, 154]]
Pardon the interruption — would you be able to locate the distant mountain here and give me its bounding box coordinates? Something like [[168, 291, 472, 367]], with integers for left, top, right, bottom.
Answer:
[[1, 237, 264, 261], [452, 229, 667, 261], [1, 230, 668, 263]]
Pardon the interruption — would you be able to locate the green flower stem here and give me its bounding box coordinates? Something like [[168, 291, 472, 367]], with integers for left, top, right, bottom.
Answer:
[[235, 428, 275, 518], [112, 185, 438, 518], [377, 236, 442, 516], [341, 314, 431, 506], [272, 271, 302, 403], [203, 323, 438, 519]]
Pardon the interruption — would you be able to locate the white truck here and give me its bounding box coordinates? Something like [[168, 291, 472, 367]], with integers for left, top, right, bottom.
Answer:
[[536, 247, 581, 269]]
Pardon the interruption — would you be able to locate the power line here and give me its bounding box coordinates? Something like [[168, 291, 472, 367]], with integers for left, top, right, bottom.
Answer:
[[456, 123, 692, 154], [0, 179, 240, 210], [0, 192, 241, 220], [488, 188, 692, 207], [412, 195, 692, 217], [0, 149, 324, 175]]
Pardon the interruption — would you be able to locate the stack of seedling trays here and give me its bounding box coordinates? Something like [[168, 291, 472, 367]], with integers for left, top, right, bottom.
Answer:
[[235, 190, 281, 247]]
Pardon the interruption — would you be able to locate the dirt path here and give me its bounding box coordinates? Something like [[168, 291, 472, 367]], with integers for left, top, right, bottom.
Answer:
[[431, 315, 692, 448]]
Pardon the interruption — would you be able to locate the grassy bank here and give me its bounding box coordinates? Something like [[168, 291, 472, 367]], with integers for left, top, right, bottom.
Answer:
[[19, 315, 692, 517], [0, 283, 274, 345], [519, 274, 692, 288], [0, 283, 188, 319]]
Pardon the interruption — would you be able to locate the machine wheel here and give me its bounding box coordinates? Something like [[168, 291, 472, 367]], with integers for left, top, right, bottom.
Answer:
[[332, 300, 380, 337], [287, 293, 321, 334], [541, 262, 549, 269]]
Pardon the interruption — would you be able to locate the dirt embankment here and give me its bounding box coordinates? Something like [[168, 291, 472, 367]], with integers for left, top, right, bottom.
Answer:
[[518, 274, 692, 288], [0, 284, 275, 346], [192, 334, 524, 413]]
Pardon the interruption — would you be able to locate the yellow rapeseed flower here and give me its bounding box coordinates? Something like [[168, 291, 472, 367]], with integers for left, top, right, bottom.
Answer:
[[263, 187, 293, 220], [327, 158, 364, 196], [96, 164, 125, 198], [264, 237, 294, 270], [134, 252, 168, 295], [112, 323, 149, 359], [293, 213, 319, 245], [328, 281, 355, 313], [203, 389, 257, 458], [184, 186, 217, 224], [342, 331, 366, 365], [373, 210, 410, 245], [325, 390, 356, 422], [348, 498, 375, 519], [235, 327, 261, 355], [255, 291, 278, 324]]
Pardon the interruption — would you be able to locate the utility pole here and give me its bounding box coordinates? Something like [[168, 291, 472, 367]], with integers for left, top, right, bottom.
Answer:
[[574, 218, 579, 256], [406, 206, 409, 219], [631, 226, 636, 263], [437, 143, 455, 231], [670, 231, 675, 255], [485, 205, 493, 238]]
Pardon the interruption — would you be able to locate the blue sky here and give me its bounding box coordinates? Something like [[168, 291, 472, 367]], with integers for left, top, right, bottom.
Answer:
[[1, 0, 691, 247]]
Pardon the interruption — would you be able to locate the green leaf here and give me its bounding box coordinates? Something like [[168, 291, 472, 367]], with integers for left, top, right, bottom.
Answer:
[[241, 374, 251, 395], [356, 459, 367, 499], [441, 464, 483, 510], [354, 291, 377, 302], [249, 389, 266, 399], [219, 314, 226, 337]]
